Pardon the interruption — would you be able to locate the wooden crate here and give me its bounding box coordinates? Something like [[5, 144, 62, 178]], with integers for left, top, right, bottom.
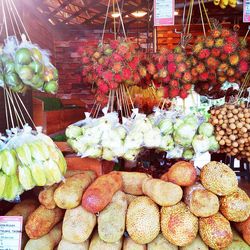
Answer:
[[56, 142, 114, 176]]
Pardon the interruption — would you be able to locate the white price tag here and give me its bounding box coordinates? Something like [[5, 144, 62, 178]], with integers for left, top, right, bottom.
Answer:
[[0, 216, 23, 250]]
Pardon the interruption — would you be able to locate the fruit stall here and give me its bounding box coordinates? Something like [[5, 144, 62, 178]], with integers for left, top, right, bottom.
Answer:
[[0, 0, 250, 249]]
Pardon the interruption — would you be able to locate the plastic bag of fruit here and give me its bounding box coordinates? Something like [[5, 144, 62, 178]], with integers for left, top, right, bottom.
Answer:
[[0, 125, 66, 202]]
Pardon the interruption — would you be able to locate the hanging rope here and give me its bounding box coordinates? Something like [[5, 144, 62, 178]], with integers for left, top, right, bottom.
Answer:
[[115, 0, 127, 40], [198, 0, 206, 37], [112, 0, 117, 40], [101, 0, 111, 44]]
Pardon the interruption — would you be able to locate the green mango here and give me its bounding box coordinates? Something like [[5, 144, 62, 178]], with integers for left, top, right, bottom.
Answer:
[[15, 48, 32, 65], [1, 149, 18, 176], [18, 165, 35, 190], [15, 143, 32, 165], [4, 73, 22, 87]]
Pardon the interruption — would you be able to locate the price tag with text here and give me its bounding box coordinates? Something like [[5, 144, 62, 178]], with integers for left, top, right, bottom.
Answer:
[[243, 0, 250, 22], [154, 0, 175, 26], [0, 216, 23, 250]]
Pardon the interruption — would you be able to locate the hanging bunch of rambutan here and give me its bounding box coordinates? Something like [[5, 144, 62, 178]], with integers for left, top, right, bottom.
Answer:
[[81, 38, 141, 96], [191, 26, 249, 98], [147, 46, 193, 99]]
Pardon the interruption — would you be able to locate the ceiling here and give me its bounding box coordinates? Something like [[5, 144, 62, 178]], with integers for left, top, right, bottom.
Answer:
[[33, 0, 244, 32]]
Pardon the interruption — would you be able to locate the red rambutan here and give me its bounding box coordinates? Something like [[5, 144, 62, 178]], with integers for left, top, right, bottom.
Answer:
[[167, 53, 175, 62], [220, 53, 228, 61], [226, 68, 235, 77], [196, 63, 206, 74], [147, 63, 157, 75], [201, 83, 210, 91], [206, 57, 220, 70], [98, 82, 109, 93], [211, 48, 221, 57], [191, 57, 198, 66], [110, 40, 119, 49], [169, 88, 180, 98], [109, 81, 118, 90], [199, 72, 209, 81], [113, 62, 122, 73], [124, 52, 133, 61], [210, 29, 221, 38], [163, 87, 169, 98], [191, 68, 198, 77], [223, 44, 236, 54], [96, 65, 104, 75], [82, 56, 90, 64], [103, 70, 113, 82], [215, 38, 224, 48], [156, 63, 164, 70], [226, 36, 239, 46], [221, 28, 231, 38], [139, 66, 147, 77], [198, 49, 211, 59], [133, 73, 141, 83], [218, 76, 227, 83], [183, 83, 192, 91], [118, 44, 129, 55], [122, 68, 132, 80], [114, 74, 123, 83], [175, 54, 185, 63], [167, 62, 177, 74], [174, 71, 182, 78], [113, 53, 123, 62], [239, 49, 250, 60], [169, 80, 179, 88], [218, 63, 229, 72], [228, 77, 236, 83], [177, 63, 187, 73], [183, 71, 192, 82], [229, 54, 240, 66], [239, 60, 249, 73], [194, 43, 203, 54], [179, 89, 188, 99], [205, 37, 215, 48], [162, 75, 170, 83], [159, 69, 168, 78], [158, 55, 166, 64]]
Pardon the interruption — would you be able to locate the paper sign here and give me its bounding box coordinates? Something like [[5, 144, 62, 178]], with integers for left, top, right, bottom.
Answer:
[[0, 216, 23, 250], [243, 0, 250, 22], [154, 0, 175, 26]]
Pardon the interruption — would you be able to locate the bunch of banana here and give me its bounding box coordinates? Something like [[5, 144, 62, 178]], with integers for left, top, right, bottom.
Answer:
[[213, 0, 237, 8], [0, 135, 67, 201]]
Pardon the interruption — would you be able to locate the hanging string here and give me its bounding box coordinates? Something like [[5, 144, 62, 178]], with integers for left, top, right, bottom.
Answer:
[[198, 0, 206, 37], [14, 92, 37, 129], [2, 0, 9, 38], [112, 0, 117, 40], [115, 0, 127, 40], [6, 0, 17, 37], [201, 0, 212, 29], [8, 0, 22, 37], [101, 0, 111, 44], [9, 0, 31, 41], [243, 28, 249, 42], [3, 88, 9, 130]]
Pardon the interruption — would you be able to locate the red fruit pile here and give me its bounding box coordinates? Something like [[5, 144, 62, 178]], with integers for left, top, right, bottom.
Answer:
[[81, 39, 141, 95], [191, 27, 249, 98], [149, 46, 193, 99]]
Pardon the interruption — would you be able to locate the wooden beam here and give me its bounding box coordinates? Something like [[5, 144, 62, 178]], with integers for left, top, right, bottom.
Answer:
[[47, 0, 73, 18], [60, 1, 100, 24]]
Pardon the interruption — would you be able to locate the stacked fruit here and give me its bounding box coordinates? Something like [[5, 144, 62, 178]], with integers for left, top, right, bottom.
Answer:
[[14, 161, 250, 249], [147, 46, 193, 99], [192, 27, 249, 98], [210, 102, 250, 161], [81, 39, 141, 95], [0, 41, 59, 94], [213, 0, 237, 8], [0, 132, 66, 201]]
